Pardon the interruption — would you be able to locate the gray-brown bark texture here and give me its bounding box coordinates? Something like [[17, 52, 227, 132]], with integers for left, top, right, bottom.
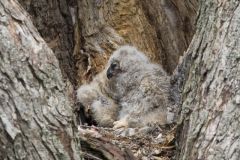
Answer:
[[0, 1, 137, 159], [17, 0, 198, 84], [2, 0, 240, 160], [177, 1, 240, 159], [19, 0, 77, 85], [75, 0, 197, 84], [0, 0, 80, 159]]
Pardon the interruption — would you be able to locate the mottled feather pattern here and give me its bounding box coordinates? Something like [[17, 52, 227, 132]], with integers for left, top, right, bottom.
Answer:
[[77, 45, 170, 129]]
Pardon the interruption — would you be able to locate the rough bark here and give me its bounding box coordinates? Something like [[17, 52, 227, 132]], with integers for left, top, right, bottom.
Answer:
[[0, 0, 82, 159], [0, 1, 135, 160], [17, 0, 198, 86], [18, 0, 77, 85], [75, 0, 198, 84], [0, 0, 80, 159], [4, 0, 240, 160], [140, 0, 197, 73], [176, 1, 240, 159]]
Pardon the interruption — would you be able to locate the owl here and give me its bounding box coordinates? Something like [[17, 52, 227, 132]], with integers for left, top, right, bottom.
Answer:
[[77, 45, 170, 129], [76, 71, 119, 127], [106, 45, 170, 129]]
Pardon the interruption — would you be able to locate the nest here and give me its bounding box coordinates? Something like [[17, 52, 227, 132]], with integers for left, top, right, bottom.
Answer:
[[77, 124, 176, 160]]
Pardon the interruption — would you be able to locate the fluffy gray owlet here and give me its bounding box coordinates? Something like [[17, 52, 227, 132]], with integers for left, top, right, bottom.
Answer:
[[106, 45, 170, 129], [77, 71, 119, 127]]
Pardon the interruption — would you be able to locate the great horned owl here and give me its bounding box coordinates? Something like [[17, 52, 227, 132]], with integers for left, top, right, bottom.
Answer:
[[106, 45, 170, 129], [77, 71, 118, 127], [77, 45, 170, 129]]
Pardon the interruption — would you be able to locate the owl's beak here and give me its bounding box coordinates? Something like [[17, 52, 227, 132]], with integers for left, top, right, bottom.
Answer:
[[107, 68, 113, 79]]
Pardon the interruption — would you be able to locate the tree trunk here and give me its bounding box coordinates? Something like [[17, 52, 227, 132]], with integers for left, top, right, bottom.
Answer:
[[75, 0, 197, 84], [19, 0, 77, 85], [0, 0, 80, 159], [2, 0, 239, 160], [17, 0, 198, 84], [0, 1, 134, 159], [176, 1, 240, 159]]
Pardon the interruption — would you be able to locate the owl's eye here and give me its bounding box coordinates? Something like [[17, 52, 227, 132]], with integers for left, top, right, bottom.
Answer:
[[111, 62, 119, 70], [111, 63, 117, 69], [107, 61, 121, 79]]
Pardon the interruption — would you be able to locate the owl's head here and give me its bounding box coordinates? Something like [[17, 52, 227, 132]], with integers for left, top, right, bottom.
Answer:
[[106, 45, 149, 79]]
